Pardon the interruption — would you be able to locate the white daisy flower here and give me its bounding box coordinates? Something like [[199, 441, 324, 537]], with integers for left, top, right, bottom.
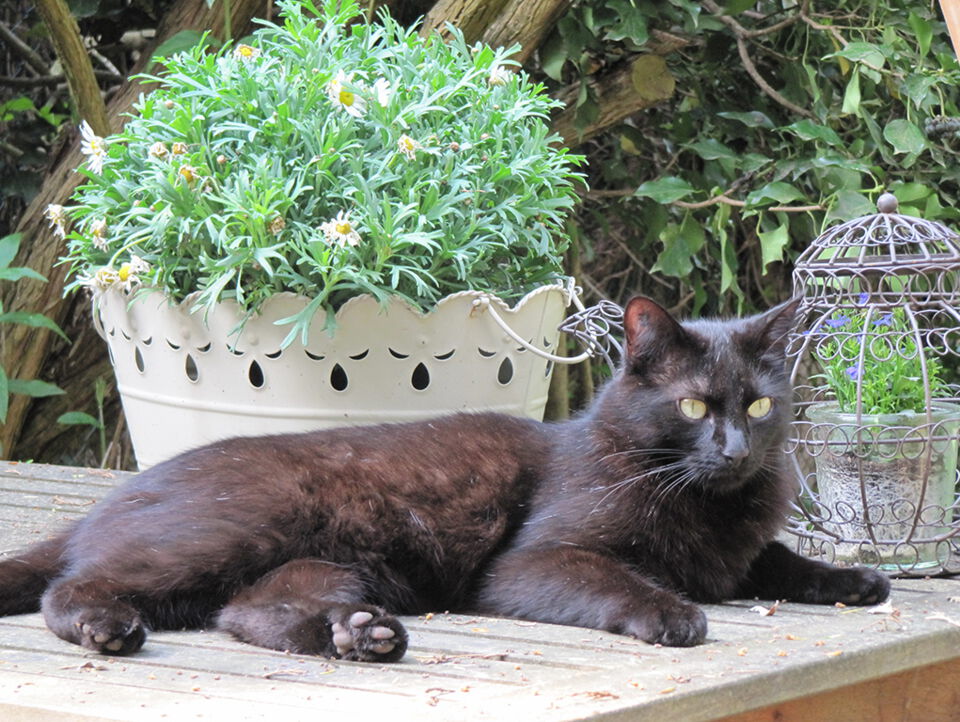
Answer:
[[89, 218, 109, 251], [117, 255, 151, 290], [79, 120, 108, 174], [44, 204, 68, 239], [327, 71, 366, 118], [233, 44, 261, 61], [397, 134, 420, 161], [373, 77, 392, 107], [320, 211, 362, 248], [488, 65, 512, 86]]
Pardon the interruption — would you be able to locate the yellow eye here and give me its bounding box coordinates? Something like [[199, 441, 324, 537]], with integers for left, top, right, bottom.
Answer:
[[678, 398, 708, 420], [747, 397, 773, 418]]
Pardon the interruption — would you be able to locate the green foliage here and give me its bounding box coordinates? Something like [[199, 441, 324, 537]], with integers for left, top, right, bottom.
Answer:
[[61, 0, 584, 345], [549, 1, 960, 315], [812, 306, 948, 415], [0, 233, 68, 444]]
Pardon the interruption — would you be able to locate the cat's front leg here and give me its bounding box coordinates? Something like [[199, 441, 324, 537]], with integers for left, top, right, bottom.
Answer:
[[737, 541, 890, 605], [477, 546, 707, 647]]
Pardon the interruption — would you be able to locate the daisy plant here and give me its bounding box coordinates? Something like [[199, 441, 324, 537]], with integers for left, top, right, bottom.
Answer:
[[58, 0, 584, 345]]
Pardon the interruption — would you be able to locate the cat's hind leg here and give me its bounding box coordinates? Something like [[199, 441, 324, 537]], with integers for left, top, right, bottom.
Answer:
[[216, 559, 408, 662], [41, 575, 147, 654], [0, 534, 69, 616]]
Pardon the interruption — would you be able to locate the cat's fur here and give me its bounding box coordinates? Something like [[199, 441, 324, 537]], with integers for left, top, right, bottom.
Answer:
[[0, 296, 890, 661]]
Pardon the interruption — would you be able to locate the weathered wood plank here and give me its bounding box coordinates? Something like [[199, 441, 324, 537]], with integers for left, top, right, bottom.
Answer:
[[0, 460, 958, 721]]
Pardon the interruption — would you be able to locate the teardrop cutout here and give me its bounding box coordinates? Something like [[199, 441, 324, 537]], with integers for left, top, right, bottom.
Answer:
[[185, 354, 199, 382], [411, 362, 430, 390], [497, 357, 514, 385], [330, 363, 348, 391], [134, 347, 145, 373], [248, 360, 265, 388]]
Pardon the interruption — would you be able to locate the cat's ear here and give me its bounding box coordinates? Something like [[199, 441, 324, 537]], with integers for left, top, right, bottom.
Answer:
[[622, 296, 691, 374], [746, 297, 801, 363]]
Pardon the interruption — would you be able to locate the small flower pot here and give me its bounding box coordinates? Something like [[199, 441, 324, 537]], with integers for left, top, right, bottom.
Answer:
[[806, 402, 960, 571], [95, 284, 571, 469]]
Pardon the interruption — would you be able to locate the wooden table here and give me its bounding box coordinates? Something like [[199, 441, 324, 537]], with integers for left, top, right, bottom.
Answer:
[[1, 461, 958, 721]]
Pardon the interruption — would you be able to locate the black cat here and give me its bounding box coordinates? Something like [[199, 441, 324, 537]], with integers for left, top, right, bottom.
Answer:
[[0, 296, 889, 661]]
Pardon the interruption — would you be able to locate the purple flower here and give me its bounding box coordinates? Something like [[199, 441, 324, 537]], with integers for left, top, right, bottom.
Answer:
[[845, 364, 861, 381], [872, 313, 893, 327], [826, 315, 850, 328], [856, 292, 870, 305]]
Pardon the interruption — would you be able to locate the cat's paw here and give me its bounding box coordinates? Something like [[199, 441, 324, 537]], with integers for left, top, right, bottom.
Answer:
[[73, 606, 146, 655], [329, 606, 408, 662], [808, 566, 890, 606], [625, 601, 707, 647]]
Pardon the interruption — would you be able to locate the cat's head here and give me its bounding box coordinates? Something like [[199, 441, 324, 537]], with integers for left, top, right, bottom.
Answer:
[[598, 296, 799, 493]]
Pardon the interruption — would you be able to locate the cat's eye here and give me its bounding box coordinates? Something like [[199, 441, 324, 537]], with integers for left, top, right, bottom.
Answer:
[[678, 398, 708, 420], [747, 397, 773, 418]]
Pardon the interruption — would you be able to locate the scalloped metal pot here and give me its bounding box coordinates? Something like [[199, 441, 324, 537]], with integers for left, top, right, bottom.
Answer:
[[94, 286, 570, 469]]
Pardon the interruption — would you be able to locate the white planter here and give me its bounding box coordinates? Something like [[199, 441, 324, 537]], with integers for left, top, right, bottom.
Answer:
[[94, 285, 571, 469]]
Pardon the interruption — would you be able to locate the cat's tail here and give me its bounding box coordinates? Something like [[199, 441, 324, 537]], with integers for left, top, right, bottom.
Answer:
[[0, 534, 69, 616]]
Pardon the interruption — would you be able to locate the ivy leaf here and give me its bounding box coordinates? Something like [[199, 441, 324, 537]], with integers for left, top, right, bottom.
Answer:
[[883, 119, 927, 155], [907, 13, 933, 58], [540, 32, 567, 82], [827, 191, 875, 222], [688, 138, 737, 161], [746, 182, 805, 207], [0, 232, 20, 268], [651, 214, 705, 278], [758, 222, 790, 272], [717, 111, 774, 129], [781, 119, 843, 147], [830, 42, 886, 71], [633, 176, 696, 204], [841, 68, 861, 115], [605, 0, 648, 44]]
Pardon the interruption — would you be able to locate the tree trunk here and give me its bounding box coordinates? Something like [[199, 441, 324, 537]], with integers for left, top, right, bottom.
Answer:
[[1, 0, 269, 462]]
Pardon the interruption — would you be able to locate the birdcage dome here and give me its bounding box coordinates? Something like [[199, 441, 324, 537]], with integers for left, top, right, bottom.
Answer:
[[792, 193, 960, 310], [785, 193, 960, 575]]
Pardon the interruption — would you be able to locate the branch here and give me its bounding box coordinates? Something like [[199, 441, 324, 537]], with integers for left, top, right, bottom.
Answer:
[[0, 21, 49, 76], [583, 188, 824, 213], [0, 71, 124, 88], [33, 0, 110, 136], [701, 0, 816, 120]]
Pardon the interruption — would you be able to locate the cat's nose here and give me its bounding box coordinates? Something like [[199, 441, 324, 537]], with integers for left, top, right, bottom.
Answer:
[[721, 426, 750, 466]]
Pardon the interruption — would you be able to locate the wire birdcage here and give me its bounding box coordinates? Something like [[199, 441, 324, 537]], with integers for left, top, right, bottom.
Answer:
[[784, 193, 960, 575]]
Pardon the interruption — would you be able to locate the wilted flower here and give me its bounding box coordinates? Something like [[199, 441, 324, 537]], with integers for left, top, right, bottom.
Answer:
[[89, 218, 108, 250], [320, 211, 362, 248], [85, 266, 120, 291], [79, 120, 107, 174], [397, 133, 420, 160], [148, 142, 169, 160], [327, 71, 365, 118], [44, 204, 68, 238], [178, 165, 200, 184], [171, 142, 188, 156], [488, 65, 511, 86], [268, 216, 286, 235]]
